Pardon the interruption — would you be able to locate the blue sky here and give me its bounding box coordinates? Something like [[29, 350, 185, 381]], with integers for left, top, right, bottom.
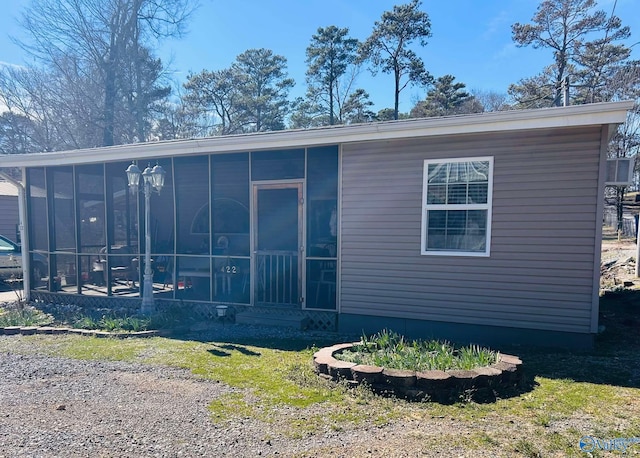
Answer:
[[1, 0, 639, 112]]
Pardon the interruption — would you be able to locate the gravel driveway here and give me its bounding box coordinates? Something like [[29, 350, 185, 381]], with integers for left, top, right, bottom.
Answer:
[[0, 313, 405, 458], [0, 351, 251, 457], [0, 323, 421, 458], [0, 348, 411, 458], [0, 332, 498, 458]]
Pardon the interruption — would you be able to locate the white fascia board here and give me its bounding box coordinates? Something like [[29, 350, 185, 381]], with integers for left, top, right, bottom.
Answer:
[[0, 100, 634, 168]]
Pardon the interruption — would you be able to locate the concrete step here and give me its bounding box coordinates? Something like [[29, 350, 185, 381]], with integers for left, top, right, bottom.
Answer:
[[235, 310, 311, 330]]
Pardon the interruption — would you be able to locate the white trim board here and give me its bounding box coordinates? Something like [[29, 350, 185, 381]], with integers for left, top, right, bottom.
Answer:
[[0, 101, 634, 168]]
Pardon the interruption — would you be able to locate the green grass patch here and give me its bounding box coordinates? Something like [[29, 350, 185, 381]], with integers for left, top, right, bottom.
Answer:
[[473, 432, 501, 447], [513, 438, 543, 458], [143, 340, 345, 409], [209, 392, 257, 422], [16, 334, 154, 361], [521, 378, 621, 417]]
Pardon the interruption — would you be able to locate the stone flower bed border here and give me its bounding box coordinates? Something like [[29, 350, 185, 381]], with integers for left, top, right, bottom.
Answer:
[[0, 326, 158, 338], [313, 343, 523, 403]]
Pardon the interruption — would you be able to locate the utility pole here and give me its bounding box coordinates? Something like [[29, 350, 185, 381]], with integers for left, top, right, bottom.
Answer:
[[561, 77, 570, 107]]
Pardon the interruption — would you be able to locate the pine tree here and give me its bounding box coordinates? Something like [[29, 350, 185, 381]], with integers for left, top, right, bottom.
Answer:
[[360, 0, 433, 120]]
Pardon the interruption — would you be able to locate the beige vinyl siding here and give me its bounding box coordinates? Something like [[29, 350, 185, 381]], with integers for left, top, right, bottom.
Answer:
[[0, 182, 20, 240], [340, 126, 603, 333], [0, 196, 20, 241]]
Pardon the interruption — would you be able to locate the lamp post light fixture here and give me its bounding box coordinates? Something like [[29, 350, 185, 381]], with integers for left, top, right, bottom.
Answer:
[[126, 161, 165, 314]]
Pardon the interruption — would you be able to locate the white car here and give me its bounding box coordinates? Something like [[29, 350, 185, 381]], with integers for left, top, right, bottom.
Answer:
[[0, 235, 47, 283]]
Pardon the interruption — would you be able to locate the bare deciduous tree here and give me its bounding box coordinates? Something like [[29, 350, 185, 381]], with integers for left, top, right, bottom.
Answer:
[[605, 64, 640, 233], [12, 0, 194, 147], [470, 89, 511, 112]]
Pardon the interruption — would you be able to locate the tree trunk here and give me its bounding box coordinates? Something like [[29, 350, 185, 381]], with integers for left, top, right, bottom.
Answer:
[[103, 55, 117, 147], [394, 67, 400, 120], [329, 80, 334, 125], [103, 4, 125, 147], [134, 15, 145, 142]]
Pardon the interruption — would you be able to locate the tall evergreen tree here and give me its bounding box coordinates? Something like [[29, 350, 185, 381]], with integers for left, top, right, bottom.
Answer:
[[183, 68, 245, 136], [572, 10, 634, 104], [512, 0, 639, 235], [288, 94, 328, 129], [360, 0, 433, 120], [510, 0, 631, 107], [0, 112, 39, 155], [233, 48, 294, 132], [183, 49, 294, 135], [341, 89, 376, 124], [305, 26, 359, 125], [410, 75, 473, 118]]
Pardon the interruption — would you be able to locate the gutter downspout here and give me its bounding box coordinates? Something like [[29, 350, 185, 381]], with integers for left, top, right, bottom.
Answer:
[[0, 169, 30, 301]]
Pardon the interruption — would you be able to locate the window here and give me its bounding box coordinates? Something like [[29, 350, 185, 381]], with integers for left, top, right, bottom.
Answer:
[[251, 149, 304, 181], [421, 157, 493, 256]]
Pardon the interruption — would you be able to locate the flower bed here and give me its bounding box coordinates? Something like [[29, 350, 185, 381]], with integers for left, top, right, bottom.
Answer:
[[313, 342, 523, 403], [0, 326, 159, 338], [1, 302, 160, 336]]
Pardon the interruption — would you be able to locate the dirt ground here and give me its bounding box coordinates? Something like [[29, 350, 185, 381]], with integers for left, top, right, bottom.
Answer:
[[600, 227, 639, 291]]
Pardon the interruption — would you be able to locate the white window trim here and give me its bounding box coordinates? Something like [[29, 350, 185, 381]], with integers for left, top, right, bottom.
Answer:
[[421, 156, 493, 257]]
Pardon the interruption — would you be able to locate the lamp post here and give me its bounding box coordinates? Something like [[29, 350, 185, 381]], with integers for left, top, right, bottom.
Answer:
[[126, 161, 165, 314]]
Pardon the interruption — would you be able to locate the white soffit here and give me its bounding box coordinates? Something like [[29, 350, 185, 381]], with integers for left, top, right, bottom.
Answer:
[[0, 100, 634, 168]]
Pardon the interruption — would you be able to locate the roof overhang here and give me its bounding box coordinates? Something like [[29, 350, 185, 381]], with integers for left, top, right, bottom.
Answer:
[[0, 100, 634, 168]]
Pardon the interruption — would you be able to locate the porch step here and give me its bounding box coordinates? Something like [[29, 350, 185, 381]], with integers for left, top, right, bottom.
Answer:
[[235, 310, 311, 330]]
